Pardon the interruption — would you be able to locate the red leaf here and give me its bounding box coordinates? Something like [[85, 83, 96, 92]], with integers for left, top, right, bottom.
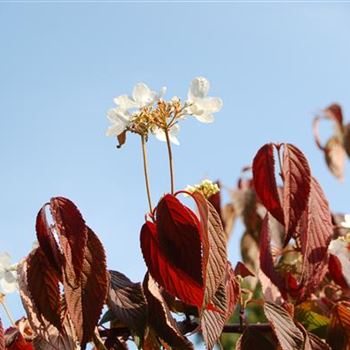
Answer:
[[26, 248, 62, 331], [282, 144, 311, 242], [64, 227, 108, 349], [298, 178, 333, 298], [328, 255, 348, 289], [140, 221, 204, 307], [156, 194, 203, 286], [324, 136, 346, 181], [107, 270, 147, 338], [325, 103, 343, 126], [234, 262, 255, 278], [327, 301, 350, 350], [4, 329, 33, 350], [49, 197, 88, 285], [225, 262, 240, 320], [252, 144, 284, 225], [207, 181, 222, 220], [259, 214, 285, 296], [264, 302, 304, 350], [142, 273, 194, 350], [35, 207, 63, 276], [192, 192, 228, 307], [0, 319, 4, 350]]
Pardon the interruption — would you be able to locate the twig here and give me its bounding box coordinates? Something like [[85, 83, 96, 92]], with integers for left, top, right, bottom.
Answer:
[[164, 127, 175, 194], [141, 135, 153, 213]]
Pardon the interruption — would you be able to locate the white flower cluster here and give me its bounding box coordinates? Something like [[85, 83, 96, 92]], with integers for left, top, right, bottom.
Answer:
[[0, 252, 18, 294], [106, 77, 223, 145]]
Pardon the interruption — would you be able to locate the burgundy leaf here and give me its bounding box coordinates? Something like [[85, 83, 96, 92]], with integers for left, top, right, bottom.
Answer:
[[4, 328, 33, 350], [236, 327, 276, 350], [327, 301, 350, 350], [201, 280, 227, 350], [49, 197, 88, 285], [343, 123, 350, 157], [140, 221, 204, 307], [234, 262, 255, 278], [35, 207, 63, 276], [142, 273, 193, 350], [252, 144, 284, 225], [207, 181, 222, 220], [225, 262, 240, 320], [298, 178, 333, 298], [325, 104, 343, 126], [156, 194, 203, 287], [328, 254, 348, 289], [259, 214, 285, 296], [324, 136, 346, 181], [64, 227, 108, 349], [26, 248, 62, 331], [264, 302, 304, 350], [17, 258, 79, 350], [192, 192, 228, 307], [282, 143, 311, 242], [107, 270, 147, 338]]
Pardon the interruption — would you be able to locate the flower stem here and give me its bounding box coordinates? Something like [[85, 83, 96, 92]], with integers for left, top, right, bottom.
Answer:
[[141, 135, 153, 214], [1, 298, 15, 326], [164, 127, 175, 194]]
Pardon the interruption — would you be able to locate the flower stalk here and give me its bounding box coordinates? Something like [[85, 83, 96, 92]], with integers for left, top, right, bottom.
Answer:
[[0, 294, 15, 326], [141, 135, 153, 213], [164, 127, 175, 194]]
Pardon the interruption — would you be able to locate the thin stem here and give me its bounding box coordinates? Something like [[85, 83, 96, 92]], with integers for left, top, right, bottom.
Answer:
[[1, 299, 15, 326], [141, 135, 153, 214], [164, 127, 175, 194]]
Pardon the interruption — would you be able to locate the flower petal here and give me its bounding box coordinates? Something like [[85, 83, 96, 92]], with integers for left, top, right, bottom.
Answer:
[[153, 124, 180, 145], [193, 113, 215, 123], [0, 274, 17, 294], [188, 77, 210, 100], [132, 83, 157, 107], [0, 252, 11, 270], [113, 94, 137, 110]]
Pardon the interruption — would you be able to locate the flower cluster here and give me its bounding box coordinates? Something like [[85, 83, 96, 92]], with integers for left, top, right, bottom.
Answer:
[[106, 77, 223, 147], [0, 252, 18, 294], [185, 179, 220, 199]]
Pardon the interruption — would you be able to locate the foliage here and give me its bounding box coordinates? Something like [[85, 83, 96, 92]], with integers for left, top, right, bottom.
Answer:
[[1, 80, 350, 349]]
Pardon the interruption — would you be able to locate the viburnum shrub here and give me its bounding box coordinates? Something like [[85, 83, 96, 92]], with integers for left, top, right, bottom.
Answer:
[[1, 78, 350, 350]]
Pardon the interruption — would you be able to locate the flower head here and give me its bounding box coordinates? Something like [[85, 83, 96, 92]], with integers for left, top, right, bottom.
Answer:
[[0, 252, 18, 294], [341, 214, 350, 229], [185, 77, 223, 123], [185, 179, 220, 199]]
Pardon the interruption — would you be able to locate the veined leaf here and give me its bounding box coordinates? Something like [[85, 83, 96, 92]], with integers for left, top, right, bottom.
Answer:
[[107, 270, 147, 338], [26, 248, 62, 331], [0, 319, 4, 350], [64, 228, 108, 349], [298, 178, 333, 298], [236, 327, 276, 350], [282, 143, 311, 242], [140, 220, 204, 307], [142, 273, 193, 350], [156, 194, 203, 286], [252, 143, 284, 225], [192, 192, 228, 308], [49, 197, 88, 286], [327, 301, 350, 350], [264, 302, 304, 350]]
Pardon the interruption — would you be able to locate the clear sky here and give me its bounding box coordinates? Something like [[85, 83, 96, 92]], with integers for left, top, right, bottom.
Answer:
[[1, 1, 350, 331]]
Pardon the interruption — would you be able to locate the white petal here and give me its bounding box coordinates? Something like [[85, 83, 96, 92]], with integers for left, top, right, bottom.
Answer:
[[188, 77, 210, 100], [159, 86, 167, 99], [341, 214, 350, 228], [153, 125, 180, 145], [194, 113, 215, 123], [0, 252, 11, 270], [106, 122, 127, 137], [133, 83, 156, 107], [113, 95, 137, 110], [0, 277, 17, 294]]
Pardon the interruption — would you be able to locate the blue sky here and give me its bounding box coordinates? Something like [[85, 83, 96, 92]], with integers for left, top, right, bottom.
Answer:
[[1, 2, 350, 329]]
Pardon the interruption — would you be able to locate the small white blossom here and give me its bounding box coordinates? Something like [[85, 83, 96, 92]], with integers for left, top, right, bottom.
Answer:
[[341, 214, 350, 229], [114, 83, 166, 111], [0, 252, 18, 294], [106, 108, 132, 137], [186, 77, 223, 123], [152, 124, 180, 146]]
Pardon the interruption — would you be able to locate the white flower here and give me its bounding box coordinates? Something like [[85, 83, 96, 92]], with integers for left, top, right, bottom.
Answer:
[[341, 214, 350, 229], [152, 123, 180, 146], [106, 108, 132, 137], [186, 77, 223, 123], [0, 252, 18, 294], [113, 83, 166, 111]]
